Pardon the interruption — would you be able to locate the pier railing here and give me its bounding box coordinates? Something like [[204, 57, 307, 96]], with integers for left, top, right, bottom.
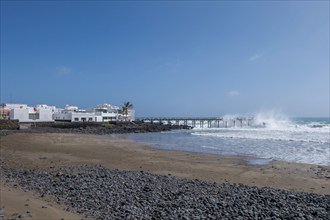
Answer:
[[137, 117, 254, 128]]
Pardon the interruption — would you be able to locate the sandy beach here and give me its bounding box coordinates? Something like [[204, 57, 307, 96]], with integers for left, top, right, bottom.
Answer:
[[1, 133, 329, 219]]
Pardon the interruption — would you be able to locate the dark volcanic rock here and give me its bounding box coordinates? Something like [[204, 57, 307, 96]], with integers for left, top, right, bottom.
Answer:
[[2, 164, 330, 220], [0, 119, 19, 130], [0, 121, 192, 136]]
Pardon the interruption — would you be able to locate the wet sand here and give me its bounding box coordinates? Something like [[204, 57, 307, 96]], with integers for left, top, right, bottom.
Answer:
[[1, 133, 329, 219]]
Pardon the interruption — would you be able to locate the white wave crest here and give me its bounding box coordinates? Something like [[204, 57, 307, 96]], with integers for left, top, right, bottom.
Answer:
[[252, 110, 292, 130]]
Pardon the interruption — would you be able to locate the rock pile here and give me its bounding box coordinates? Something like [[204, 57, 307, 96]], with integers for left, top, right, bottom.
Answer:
[[0, 120, 19, 130], [0, 121, 191, 136], [3, 164, 329, 219]]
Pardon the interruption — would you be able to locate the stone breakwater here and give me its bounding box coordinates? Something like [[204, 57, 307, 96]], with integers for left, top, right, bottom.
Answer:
[[3, 164, 330, 220], [0, 121, 191, 136]]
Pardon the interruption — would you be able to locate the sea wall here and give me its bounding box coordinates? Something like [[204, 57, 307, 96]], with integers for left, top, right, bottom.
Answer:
[[0, 121, 191, 135], [32, 121, 192, 134]]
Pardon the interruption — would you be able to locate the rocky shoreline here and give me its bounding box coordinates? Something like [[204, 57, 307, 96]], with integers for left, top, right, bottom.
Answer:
[[2, 163, 329, 220], [1, 124, 329, 219], [0, 121, 192, 136]]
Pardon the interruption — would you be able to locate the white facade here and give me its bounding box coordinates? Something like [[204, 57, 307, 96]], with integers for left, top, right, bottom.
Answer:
[[3, 102, 135, 123], [53, 103, 120, 122], [92, 103, 120, 113], [1, 104, 28, 109], [54, 112, 98, 122], [9, 107, 29, 121], [117, 109, 135, 122], [64, 104, 79, 111], [1, 104, 27, 119], [53, 111, 117, 122], [8, 104, 54, 122], [128, 109, 135, 121]]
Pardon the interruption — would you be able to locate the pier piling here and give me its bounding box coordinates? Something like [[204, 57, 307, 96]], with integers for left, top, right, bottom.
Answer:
[[140, 117, 253, 128]]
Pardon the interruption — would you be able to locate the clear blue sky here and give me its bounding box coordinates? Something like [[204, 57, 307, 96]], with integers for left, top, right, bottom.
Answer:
[[1, 1, 329, 117]]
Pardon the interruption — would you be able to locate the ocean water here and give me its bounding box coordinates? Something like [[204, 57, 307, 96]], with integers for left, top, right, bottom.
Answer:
[[119, 115, 330, 166]]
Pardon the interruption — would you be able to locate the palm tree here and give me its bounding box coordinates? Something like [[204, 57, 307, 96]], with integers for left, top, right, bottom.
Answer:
[[121, 101, 133, 121]]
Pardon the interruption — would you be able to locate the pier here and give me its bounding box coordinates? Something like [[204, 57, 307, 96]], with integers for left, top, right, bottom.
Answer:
[[139, 117, 254, 128]]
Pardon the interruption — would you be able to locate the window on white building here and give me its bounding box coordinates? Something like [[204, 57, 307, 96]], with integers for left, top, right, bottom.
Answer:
[[29, 113, 40, 120]]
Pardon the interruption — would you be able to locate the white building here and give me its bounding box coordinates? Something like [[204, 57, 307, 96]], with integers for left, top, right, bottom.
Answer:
[[93, 103, 135, 121], [1, 104, 26, 119], [117, 109, 135, 122], [54, 111, 103, 122], [92, 103, 120, 113], [53, 103, 121, 122], [91, 103, 120, 121], [7, 104, 54, 122], [64, 104, 79, 111], [2, 102, 135, 123]]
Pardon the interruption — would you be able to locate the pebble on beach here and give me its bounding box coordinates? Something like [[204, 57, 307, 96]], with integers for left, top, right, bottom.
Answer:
[[2, 164, 330, 220]]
